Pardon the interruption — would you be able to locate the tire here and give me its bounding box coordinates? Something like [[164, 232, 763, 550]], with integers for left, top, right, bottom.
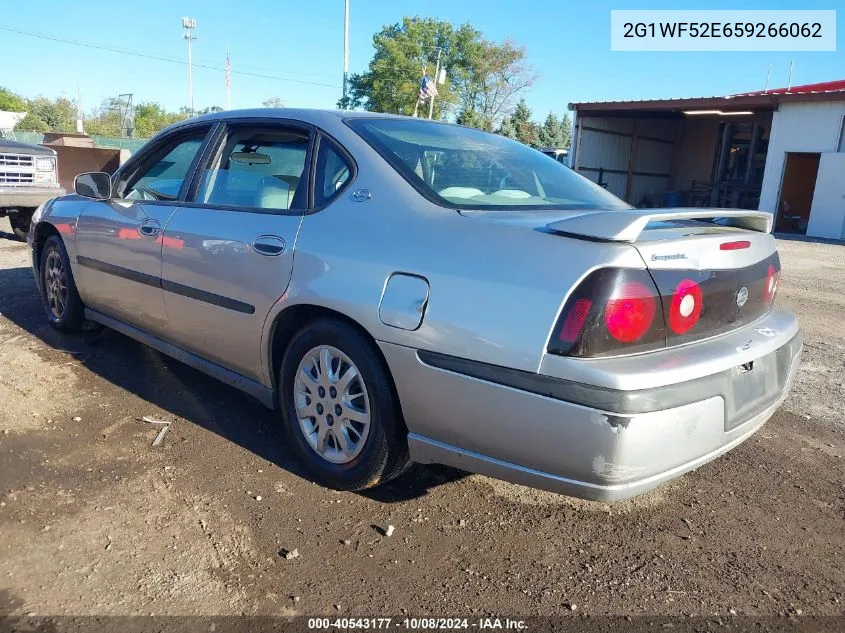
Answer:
[[9, 210, 32, 241], [39, 235, 85, 332], [279, 318, 410, 491]]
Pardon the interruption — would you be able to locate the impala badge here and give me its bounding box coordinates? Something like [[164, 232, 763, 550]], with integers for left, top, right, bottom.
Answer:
[[736, 286, 749, 308]]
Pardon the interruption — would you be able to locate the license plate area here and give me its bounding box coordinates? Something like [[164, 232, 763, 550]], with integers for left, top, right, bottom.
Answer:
[[725, 352, 781, 431]]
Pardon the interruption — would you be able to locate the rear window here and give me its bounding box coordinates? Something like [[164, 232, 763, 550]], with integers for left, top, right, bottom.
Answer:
[[346, 117, 629, 211]]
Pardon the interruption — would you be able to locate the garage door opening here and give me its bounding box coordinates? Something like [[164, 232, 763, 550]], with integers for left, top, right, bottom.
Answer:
[[569, 110, 772, 209], [775, 152, 821, 235]]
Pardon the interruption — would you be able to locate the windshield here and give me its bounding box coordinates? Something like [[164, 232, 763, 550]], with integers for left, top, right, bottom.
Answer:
[[346, 117, 629, 211]]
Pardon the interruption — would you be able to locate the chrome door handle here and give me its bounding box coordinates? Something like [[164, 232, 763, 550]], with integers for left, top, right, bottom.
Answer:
[[138, 218, 162, 238], [251, 235, 286, 256]]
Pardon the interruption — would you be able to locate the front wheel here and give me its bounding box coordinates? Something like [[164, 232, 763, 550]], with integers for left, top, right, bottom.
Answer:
[[39, 235, 85, 332], [279, 319, 409, 490], [9, 209, 32, 241]]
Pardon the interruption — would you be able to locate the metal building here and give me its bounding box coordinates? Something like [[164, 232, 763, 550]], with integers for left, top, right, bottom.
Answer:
[[568, 80, 845, 241]]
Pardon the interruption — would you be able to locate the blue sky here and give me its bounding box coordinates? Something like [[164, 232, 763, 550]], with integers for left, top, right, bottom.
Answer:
[[0, 0, 842, 120]]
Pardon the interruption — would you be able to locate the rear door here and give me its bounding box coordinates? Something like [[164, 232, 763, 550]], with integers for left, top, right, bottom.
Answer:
[[74, 124, 214, 335], [159, 120, 351, 381]]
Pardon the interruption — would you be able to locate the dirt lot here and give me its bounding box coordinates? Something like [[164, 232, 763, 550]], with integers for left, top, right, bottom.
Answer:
[[0, 219, 843, 618]]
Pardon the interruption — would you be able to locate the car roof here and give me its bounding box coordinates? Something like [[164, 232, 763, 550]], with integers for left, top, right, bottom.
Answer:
[[169, 108, 410, 131]]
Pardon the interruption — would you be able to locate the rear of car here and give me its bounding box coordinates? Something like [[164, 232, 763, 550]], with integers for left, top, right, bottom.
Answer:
[[349, 117, 802, 501], [530, 211, 801, 499]]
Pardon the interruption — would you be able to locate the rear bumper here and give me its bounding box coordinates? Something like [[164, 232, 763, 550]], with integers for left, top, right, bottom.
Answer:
[[381, 311, 802, 501], [0, 186, 65, 209]]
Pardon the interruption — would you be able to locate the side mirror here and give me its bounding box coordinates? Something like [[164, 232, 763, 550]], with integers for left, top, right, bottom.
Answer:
[[74, 172, 112, 200]]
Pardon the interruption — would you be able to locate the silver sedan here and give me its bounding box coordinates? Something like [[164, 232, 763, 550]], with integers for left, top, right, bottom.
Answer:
[[27, 109, 802, 501]]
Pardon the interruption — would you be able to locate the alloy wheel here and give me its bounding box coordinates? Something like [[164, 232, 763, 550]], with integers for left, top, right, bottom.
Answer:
[[293, 345, 371, 464], [44, 250, 68, 320]]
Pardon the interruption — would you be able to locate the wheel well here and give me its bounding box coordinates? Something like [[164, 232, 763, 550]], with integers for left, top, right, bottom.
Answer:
[[32, 222, 61, 266], [270, 305, 377, 384], [268, 304, 406, 428]]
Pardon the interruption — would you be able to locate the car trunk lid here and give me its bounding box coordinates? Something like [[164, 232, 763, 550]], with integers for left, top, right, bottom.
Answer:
[[545, 207, 780, 347]]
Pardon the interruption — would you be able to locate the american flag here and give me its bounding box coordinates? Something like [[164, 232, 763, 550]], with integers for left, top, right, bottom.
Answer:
[[225, 48, 231, 89], [419, 75, 438, 100]]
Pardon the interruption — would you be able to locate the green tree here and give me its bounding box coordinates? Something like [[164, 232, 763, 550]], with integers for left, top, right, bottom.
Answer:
[[28, 96, 77, 132], [0, 87, 27, 112], [83, 98, 123, 136], [342, 16, 482, 119], [538, 112, 572, 149], [458, 39, 537, 131], [498, 98, 539, 147], [14, 112, 49, 132], [456, 107, 492, 131]]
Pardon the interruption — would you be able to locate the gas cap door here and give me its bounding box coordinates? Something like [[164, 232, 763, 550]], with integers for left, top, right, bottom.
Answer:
[[379, 273, 430, 331]]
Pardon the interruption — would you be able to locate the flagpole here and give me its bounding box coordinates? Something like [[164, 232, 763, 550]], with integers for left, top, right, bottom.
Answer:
[[225, 45, 232, 110], [428, 47, 442, 119]]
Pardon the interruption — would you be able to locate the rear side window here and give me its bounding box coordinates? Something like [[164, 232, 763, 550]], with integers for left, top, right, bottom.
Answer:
[[346, 117, 628, 212], [196, 126, 310, 211], [314, 138, 352, 207]]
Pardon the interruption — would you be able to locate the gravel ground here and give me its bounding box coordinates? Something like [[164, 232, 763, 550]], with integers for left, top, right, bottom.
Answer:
[[0, 219, 843, 618]]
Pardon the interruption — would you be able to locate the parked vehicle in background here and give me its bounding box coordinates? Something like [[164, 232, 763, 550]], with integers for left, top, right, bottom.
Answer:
[[538, 147, 569, 165], [0, 130, 65, 239], [28, 109, 801, 501]]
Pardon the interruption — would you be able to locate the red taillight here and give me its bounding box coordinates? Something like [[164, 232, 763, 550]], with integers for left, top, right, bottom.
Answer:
[[765, 264, 779, 304], [604, 281, 657, 343], [558, 298, 592, 343], [668, 278, 703, 334], [548, 268, 665, 357], [720, 240, 751, 250]]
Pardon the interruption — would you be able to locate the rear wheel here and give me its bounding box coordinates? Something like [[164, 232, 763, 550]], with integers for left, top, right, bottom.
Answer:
[[39, 235, 85, 332], [9, 209, 32, 241], [279, 319, 409, 490]]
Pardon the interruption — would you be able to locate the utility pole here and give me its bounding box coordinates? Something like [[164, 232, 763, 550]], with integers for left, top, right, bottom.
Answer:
[[76, 81, 83, 133], [342, 0, 350, 108], [226, 45, 232, 110], [182, 17, 197, 116], [428, 47, 442, 120]]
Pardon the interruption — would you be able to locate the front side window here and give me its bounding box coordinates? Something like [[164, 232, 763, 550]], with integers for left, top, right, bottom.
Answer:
[[347, 118, 629, 211], [121, 131, 208, 201], [314, 138, 352, 207], [196, 126, 310, 211]]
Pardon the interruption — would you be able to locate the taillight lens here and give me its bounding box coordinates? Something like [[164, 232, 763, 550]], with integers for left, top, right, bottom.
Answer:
[[604, 282, 657, 343], [558, 298, 592, 343], [549, 268, 666, 357], [668, 279, 703, 335], [764, 264, 779, 305]]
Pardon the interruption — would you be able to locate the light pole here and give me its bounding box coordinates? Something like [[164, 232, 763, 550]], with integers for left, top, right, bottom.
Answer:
[[342, 0, 349, 108], [182, 17, 197, 116]]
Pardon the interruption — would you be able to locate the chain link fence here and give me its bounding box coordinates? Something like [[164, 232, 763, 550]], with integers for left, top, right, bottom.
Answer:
[[9, 131, 148, 154]]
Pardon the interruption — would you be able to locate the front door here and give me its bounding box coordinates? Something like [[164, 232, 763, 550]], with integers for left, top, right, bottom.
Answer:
[[159, 121, 315, 380], [74, 125, 213, 334]]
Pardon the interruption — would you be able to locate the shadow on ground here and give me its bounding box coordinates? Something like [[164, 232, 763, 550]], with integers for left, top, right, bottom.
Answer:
[[773, 232, 845, 246], [0, 264, 466, 503]]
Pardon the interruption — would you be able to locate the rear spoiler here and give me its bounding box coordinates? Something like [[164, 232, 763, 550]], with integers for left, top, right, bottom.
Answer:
[[546, 208, 774, 243]]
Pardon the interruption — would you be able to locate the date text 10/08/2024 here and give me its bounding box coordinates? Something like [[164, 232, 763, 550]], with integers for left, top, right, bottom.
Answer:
[[307, 618, 528, 630]]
